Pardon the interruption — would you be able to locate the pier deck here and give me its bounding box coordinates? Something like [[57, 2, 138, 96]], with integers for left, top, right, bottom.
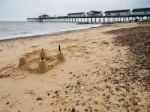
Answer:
[[27, 15, 150, 24]]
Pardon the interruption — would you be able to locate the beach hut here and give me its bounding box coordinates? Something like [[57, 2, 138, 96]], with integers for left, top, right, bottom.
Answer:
[[67, 12, 86, 17], [105, 9, 131, 16], [87, 11, 103, 17], [132, 8, 150, 15]]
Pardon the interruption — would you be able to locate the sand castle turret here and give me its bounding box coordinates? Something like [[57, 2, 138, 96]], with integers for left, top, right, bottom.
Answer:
[[38, 58, 48, 73], [38, 49, 48, 73], [59, 45, 61, 54], [57, 45, 64, 61], [19, 57, 27, 67], [40, 49, 46, 59]]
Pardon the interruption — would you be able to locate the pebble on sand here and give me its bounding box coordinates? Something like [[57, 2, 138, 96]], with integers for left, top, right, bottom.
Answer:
[[36, 97, 43, 100]]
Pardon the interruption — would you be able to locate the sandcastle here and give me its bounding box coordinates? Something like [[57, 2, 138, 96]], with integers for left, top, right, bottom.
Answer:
[[18, 45, 64, 74]]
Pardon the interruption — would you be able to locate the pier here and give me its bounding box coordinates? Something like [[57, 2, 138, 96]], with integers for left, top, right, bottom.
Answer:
[[27, 15, 150, 24], [27, 8, 150, 24]]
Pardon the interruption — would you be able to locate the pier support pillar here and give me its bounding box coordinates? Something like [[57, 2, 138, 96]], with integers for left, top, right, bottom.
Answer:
[[91, 18, 92, 24], [75, 18, 77, 23], [87, 18, 89, 23], [94, 17, 96, 24], [99, 18, 101, 23]]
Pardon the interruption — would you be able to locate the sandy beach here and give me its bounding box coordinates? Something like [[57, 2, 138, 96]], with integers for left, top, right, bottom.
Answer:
[[0, 23, 149, 112]]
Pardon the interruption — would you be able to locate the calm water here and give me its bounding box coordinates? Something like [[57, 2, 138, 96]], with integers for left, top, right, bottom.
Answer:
[[0, 21, 102, 40]]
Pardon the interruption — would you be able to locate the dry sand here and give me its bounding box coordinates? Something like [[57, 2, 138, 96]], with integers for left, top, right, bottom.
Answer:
[[0, 23, 149, 112]]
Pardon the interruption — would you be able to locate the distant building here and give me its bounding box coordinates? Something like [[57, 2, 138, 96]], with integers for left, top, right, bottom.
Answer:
[[132, 8, 150, 15], [67, 12, 86, 17], [39, 14, 49, 18], [105, 9, 131, 16], [87, 11, 103, 17]]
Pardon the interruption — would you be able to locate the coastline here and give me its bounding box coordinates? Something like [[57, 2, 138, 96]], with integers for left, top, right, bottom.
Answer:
[[0, 23, 149, 112], [0, 22, 104, 42], [2, 22, 144, 42], [0, 25, 101, 42]]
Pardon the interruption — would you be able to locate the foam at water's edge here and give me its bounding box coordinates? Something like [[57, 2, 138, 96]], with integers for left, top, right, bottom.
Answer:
[[0, 22, 103, 41]]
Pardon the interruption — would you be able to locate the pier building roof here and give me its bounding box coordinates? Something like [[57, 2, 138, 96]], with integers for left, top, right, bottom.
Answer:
[[105, 9, 130, 13], [132, 8, 150, 12]]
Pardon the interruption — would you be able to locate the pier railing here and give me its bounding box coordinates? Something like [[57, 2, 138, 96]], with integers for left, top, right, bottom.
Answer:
[[27, 15, 150, 24]]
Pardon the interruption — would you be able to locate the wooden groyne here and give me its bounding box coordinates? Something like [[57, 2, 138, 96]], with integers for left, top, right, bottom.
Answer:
[[27, 15, 150, 24]]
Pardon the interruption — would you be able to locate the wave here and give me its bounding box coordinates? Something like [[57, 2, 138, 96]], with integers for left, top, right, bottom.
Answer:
[[0, 22, 103, 40]]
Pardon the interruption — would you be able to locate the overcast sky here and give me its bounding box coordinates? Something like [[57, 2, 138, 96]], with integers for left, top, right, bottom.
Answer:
[[0, 0, 150, 21]]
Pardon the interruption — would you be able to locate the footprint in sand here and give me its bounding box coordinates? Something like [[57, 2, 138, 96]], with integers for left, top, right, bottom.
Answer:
[[65, 45, 91, 59], [31, 45, 39, 48], [99, 40, 110, 47], [49, 38, 79, 44], [0, 65, 15, 78]]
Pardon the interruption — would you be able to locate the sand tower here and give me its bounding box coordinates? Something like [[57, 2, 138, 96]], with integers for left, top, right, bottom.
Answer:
[[19, 57, 27, 67], [57, 45, 64, 61], [58, 45, 61, 54], [40, 49, 46, 59], [38, 49, 48, 73], [38, 57, 48, 73]]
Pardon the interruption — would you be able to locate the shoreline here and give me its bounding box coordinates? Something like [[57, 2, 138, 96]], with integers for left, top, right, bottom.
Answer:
[[0, 23, 108, 42], [0, 22, 105, 42]]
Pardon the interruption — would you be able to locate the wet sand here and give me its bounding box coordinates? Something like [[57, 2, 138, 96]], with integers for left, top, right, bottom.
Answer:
[[0, 23, 149, 112]]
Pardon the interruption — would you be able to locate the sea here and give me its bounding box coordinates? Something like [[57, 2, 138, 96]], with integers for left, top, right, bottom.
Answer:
[[0, 21, 103, 40]]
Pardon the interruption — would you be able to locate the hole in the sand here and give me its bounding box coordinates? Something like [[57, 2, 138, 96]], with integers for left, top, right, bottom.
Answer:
[[102, 40, 109, 45]]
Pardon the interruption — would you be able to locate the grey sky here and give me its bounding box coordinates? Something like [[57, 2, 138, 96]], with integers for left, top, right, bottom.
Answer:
[[0, 0, 150, 21]]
